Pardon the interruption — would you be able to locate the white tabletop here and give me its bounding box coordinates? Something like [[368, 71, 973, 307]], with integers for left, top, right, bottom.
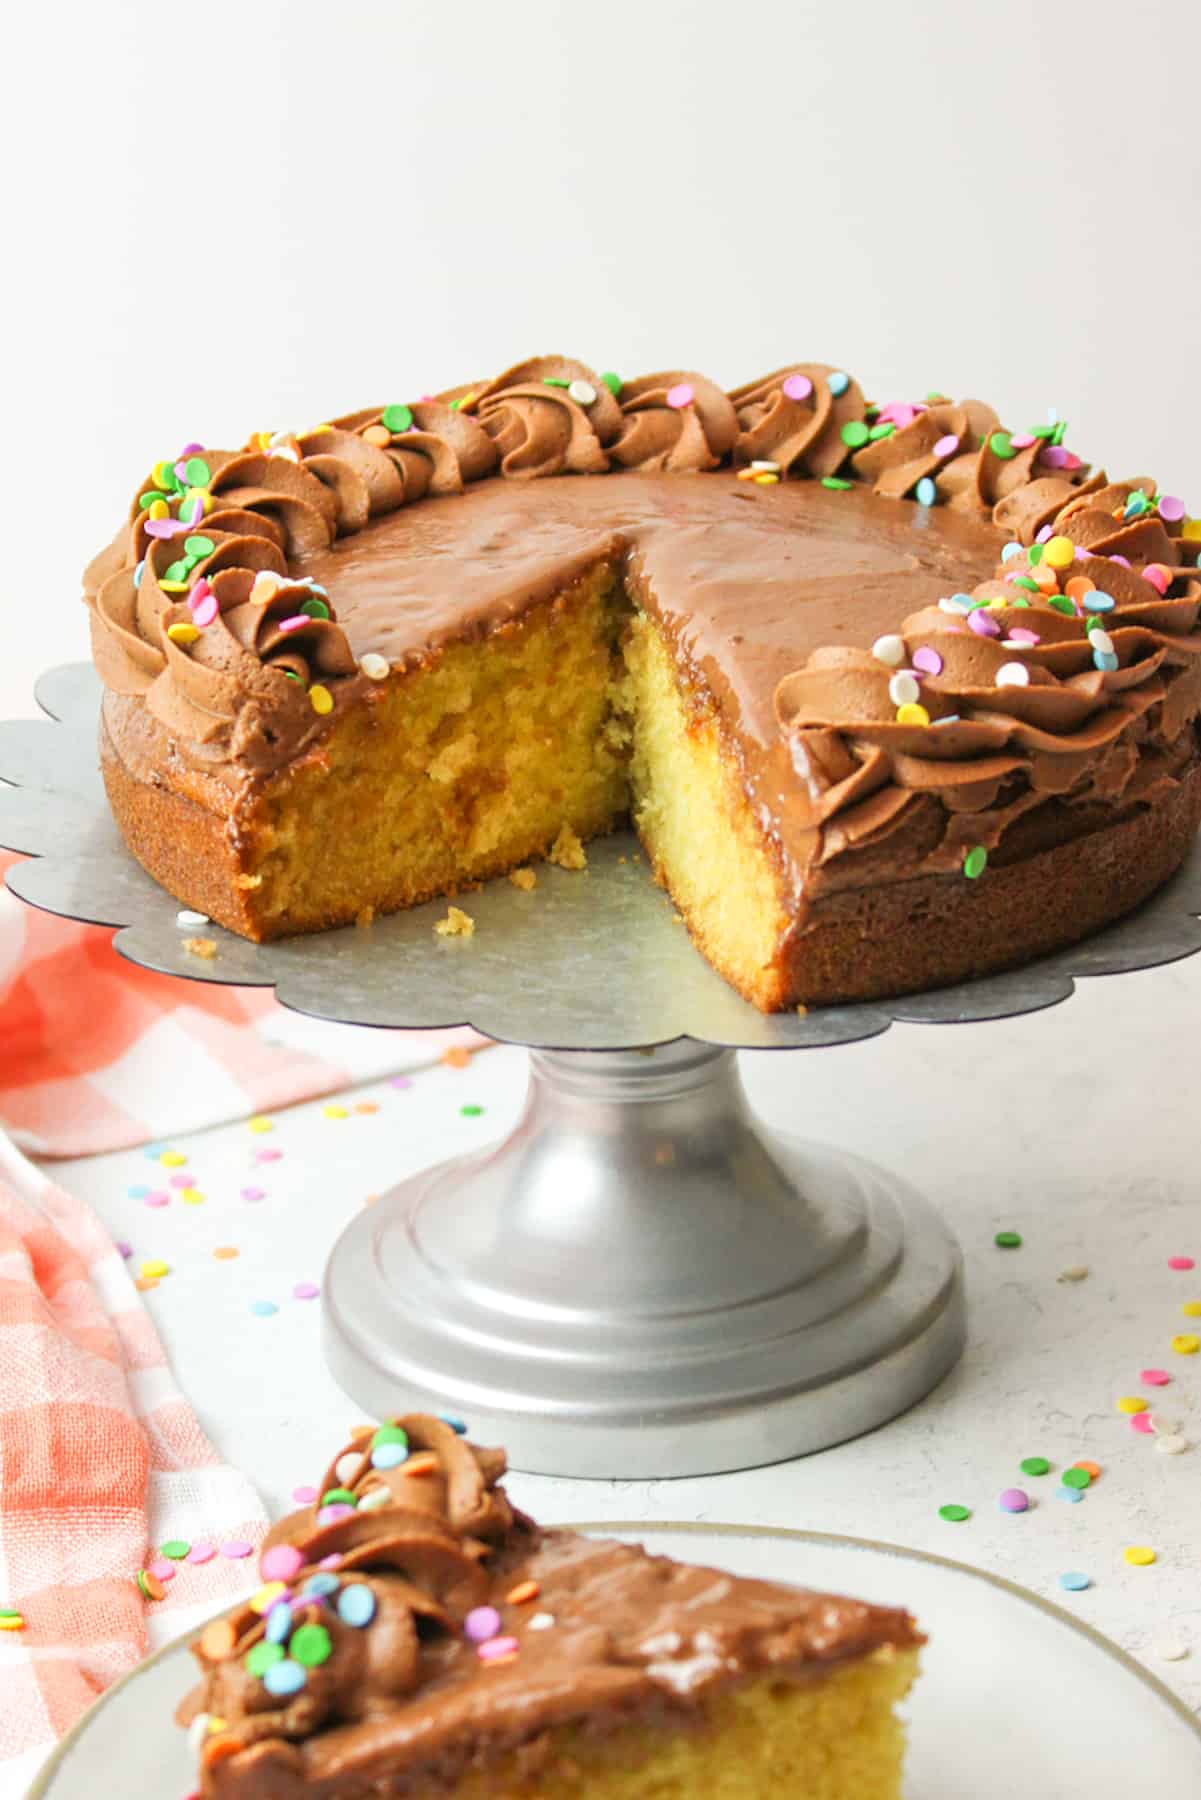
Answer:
[[43, 954, 1201, 1710]]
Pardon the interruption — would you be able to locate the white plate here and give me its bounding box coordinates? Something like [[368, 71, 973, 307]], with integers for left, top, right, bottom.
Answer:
[[29, 1524, 1201, 1798]]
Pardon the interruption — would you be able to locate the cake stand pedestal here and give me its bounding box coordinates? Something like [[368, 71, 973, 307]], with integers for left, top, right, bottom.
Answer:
[[4, 664, 1201, 1477]]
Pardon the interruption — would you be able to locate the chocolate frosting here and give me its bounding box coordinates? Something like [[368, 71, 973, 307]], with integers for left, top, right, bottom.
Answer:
[[84, 359, 1201, 910], [181, 1415, 919, 1797]]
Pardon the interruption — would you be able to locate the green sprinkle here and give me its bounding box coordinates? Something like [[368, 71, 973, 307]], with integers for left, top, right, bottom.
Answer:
[[1031, 422, 1056, 440], [939, 1504, 971, 1523], [821, 476, 853, 491], [1020, 1456, 1051, 1478], [449, 398, 461, 411], [290, 1623, 333, 1669], [138, 491, 167, 510], [840, 420, 870, 449], [1051, 420, 1068, 447], [868, 422, 895, 441], [541, 376, 570, 388], [1013, 576, 1041, 593], [600, 371, 622, 396], [163, 560, 191, 584], [989, 431, 1016, 460], [460, 1104, 484, 1117], [1010, 597, 1031, 608], [371, 1423, 409, 1448], [246, 1641, 285, 1677], [183, 457, 211, 487], [1062, 1466, 1091, 1490], [281, 669, 302, 682], [1085, 614, 1105, 635], [994, 1229, 1023, 1249], [321, 1487, 358, 1507], [184, 535, 214, 559], [964, 846, 988, 881], [1048, 595, 1077, 616], [1028, 543, 1044, 566], [925, 390, 948, 403], [300, 598, 331, 620], [380, 403, 413, 433], [159, 1539, 191, 1560]]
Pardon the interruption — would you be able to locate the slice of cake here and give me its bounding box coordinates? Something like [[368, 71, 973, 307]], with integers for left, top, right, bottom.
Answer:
[[179, 1413, 922, 1798]]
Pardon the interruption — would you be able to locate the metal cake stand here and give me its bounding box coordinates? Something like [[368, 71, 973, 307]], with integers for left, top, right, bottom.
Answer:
[[4, 663, 1201, 1478]]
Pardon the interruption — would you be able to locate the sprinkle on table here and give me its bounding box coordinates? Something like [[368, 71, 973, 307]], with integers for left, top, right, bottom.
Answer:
[[1072, 1460, 1101, 1479], [248, 1117, 274, 1134], [460, 1104, 485, 1118], [1123, 1546, 1156, 1567], [1116, 1397, 1148, 1415], [999, 1488, 1029, 1513], [1171, 1334, 1200, 1355], [137, 1570, 166, 1602], [994, 1230, 1022, 1249], [1020, 1456, 1051, 1477], [1061, 1467, 1092, 1491], [1058, 1572, 1091, 1593], [963, 846, 989, 880], [221, 1540, 254, 1560], [250, 1300, 279, 1318], [1168, 1256, 1196, 1271], [938, 1503, 971, 1522], [160, 1539, 191, 1561], [293, 1282, 320, 1301]]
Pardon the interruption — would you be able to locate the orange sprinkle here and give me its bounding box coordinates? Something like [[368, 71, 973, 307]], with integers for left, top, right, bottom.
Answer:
[[213, 1246, 239, 1261], [135, 1276, 160, 1293], [202, 1736, 242, 1769], [441, 1045, 473, 1070], [403, 1451, 441, 1477], [505, 1580, 541, 1605], [1064, 575, 1096, 603], [354, 1102, 379, 1114], [1072, 1459, 1102, 1479], [138, 1570, 166, 1602], [200, 1618, 238, 1661], [362, 424, 392, 447]]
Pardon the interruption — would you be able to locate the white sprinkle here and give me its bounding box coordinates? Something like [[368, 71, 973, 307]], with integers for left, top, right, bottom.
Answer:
[[567, 379, 597, 406], [872, 634, 906, 667], [1150, 1413, 1181, 1436], [360, 653, 390, 681], [996, 662, 1031, 688], [889, 671, 920, 707], [939, 595, 973, 614], [250, 571, 284, 605], [1057, 1265, 1090, 1283], [1089, 629, 1115, 657], [335, 1452, 362, 1486], [268, 429, 295, 447], [188, 1714, 212, 1754], [750, 459, 781, 473], [1155, 1637, 1189, 1663], [527, 1612, 556, 1631], [357, 1485, 392, 1510], [270, 445, 301, 464], [176, 909, 209, 928], [1155, 1434, 1188, 1456]]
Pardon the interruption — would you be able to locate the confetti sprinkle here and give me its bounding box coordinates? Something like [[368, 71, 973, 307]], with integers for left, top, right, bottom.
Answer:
[[1141, 1369, 1171, 1386], [465, 1606, 502, 1643], [528, 1612, 556, 1631], [938, 1504, 971, 1523], [1061, 1467, 1091, 1491], [666, 382, 694, 410], [1117, 1397, 1148, 1415], [478, 1635, 520, 1663], [1155, 1435, 1188, 1456], [0, 1610, 25, 1633], [248, 1117, 274, 1134], [293, 1282, 320, 1301], [391, 1075, 413, 1090], [994, 1229, 1021, 1249], [999, 1489, 1029, 1513], [250, 1300, 279, 1318], [213, 1246, 239, 1261], [1058, 1572, 1091, 1592], [140, 1259, 169, 1281], [292, 1486, 319, 1505], [1020, 1457, 1051, 1477], [1072, 1460, 1102, 1479], [914, 477, 937, 506], [187, 1542, 217, 1565], [1058, 1266, 1090, 1283], [261, 1544, 305, 1582], [160, 1539, 191, 1560], [505, 1580, 541, 1605], [241, 1186, 266, 1201], [460, 1104, 485, 1117], [322, 1104, 350, 1120], [1154, 1637, 1189, 1662], [338, 1585, 378, 1628], [221, 1540, 254, 1560], [1171, 1334, 1200, 1355], [1123, 1546, 1156, 1567], [137, 1570, 166, 1602], [827, 372, 850, 397], [1168, 1256, 1195, 1271], [1056, 1486, 1084, 1504], [1130, 1413, 1155, 1435]]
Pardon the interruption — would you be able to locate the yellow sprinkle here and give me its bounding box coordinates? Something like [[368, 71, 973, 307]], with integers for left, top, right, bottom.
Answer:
[[309, 683, 334, 715], [185, 487, 213, 514], [250, 1581, 288, 1614], [1181, 518, 1201, 541], [1171, 1333, 1200, 1355], [306, 424, 333, 435], [248, 1116, 274, 1134], [140, 1259, 169, 1280], [249, 572, 283, 605], [322, 1104, 350, 1120], [736, 467, 758, 481], [160, 1151, 187, 1167], [180, 1187, 205, 1205], [753, 472, 780, 485], [1116, 1396, 1148, 1414], [1181, 1301, 1201, 1318], [147, 498, 169, 521], [1042, 535, 1075, 570], [166, 622, 200, 646], [457, 390, 478, 413], [362, 424, 392, 448], [209, 1716, 228, 1734], [896, 702, 931, 727], [159, 581, 190, 594], [1123, 1546, 1156, 1567], [0, 1615, 25, 1631]]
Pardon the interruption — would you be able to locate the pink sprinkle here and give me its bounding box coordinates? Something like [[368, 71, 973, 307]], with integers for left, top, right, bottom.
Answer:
[[888, 404, 918, 430], [241, 1186, 266, 1201], [1141, 1370, 1172, 1386], [147, 1558, 176, 1582], [261, 1544, 305, 1582], [666, 382, 694, 410], [1075, 545, 1090, 560], [1158, 495, 1186, 522], [168, 1173, 192, 1189], [1109, 555, 1132, 568], [1062, 452, 1083, 471], [1169, 1256, 1195, 1271], [912, 647, 943, 675], [220, 1540, 254, 1560], [187, 1542, 217, 1565], [256, 1148, 283, 1162], [1006, 628, 1042, 646], [1010, 432, 1036, 449], [465, 1605, 503, 1643], [317, 1504, 355, 1527], [192, 594, 219, 628], [390, 1076, 413, 1090], [276, 615, 310, 634], [1143, 565, 1170, 595], [144, 518, 189, 539], [782, 374, 813, 402], [1035, 525, 1054, 543], [117, 1241, 133, 1259], [293, 1282, 320, 1301], [1039, 446, 1069, 469], [1131, 1413, 1155, 1434], [144, 1191, 169, 1209], [189, 577, 212, 607], [319, 1554, 343, 1570], [478, 1635, 520, 1662], [174, 460, 190, 484], [179, 442, 204, 457], [933, 433, 959, 458], [293, 1485, 319, 1505], [968, 609, 1001, 639]]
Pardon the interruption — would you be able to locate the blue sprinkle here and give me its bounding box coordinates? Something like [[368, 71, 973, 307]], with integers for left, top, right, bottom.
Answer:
[[1058, 1571, 1091, 1592], [827, 371, 850, 397], [301, 1573, 341, 1599], [133, 560, 145, 588], [1056, 1485, 1084, 1504], [337, 1584, 377, 1629], [1000, 542, 1024, 562], [266, 1602, 294, 1644], [915, 477, 937, 506], [250, 1299, 279, 1318], [1094, 650, 1119, 673], [438, 1413, 468, 1435], [127, 1185, 150, 1199], [1087, 592, 1115, 612], [143, 1145, 165, 1160], [263, 1658, 306, 1698], [371, 1443, 408, 1471]]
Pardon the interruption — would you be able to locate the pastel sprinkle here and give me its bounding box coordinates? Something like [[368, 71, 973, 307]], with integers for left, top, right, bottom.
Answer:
[[381, 403, 414, 434], [1141, 1369, 1171, 1386], [1058, 1572, 1091, 1592], [1130, 1413, 1155, 1435], [338, 1585, 377, 1628], [1061, 1467, 1091, 1490], [938, 1504, 971, 1522], [360, 653, 389, 680], [1057, 1486, 1084, 1504], [293, 1282, 321, 1301], [999, 1488, 1029, 1513], [1155, 1435, 1188, 1455], [1123, 1546, 1156, 1567], [1020, 1457, 1051, 1477], [187, 1542, 216, 1565], [964, 847, 989, 882], [250, 1300, 278, 1317], [914, 476, 937, 506], [263, 1659, 307, 1698], [1154, 1638, 1190, 1662], [261, 1544, 305, 1582], [1168, 1256, 1195, 1271], [666, 383, 694, 410], [872, 634, 906, 667], [933, 434, 959, 458], [465, 1606, 503, 1643], [309, 684, 334, 715], [995, 662, 1030, 688], [1073, 1460, 1102, 1478], [248, 1117, 274, 1134], [241, 1186, 266, 1202], [968, 609, 1001, 638], [221, 1540, 254, 1560], [1171, 1334, 1200, 1355], [200, 1619, 237, 1660], [1116, 1397, 1148, 1415], [146, 1558, 176, 1582], [911, 646, 943, 675], [293, 1486, 319, 1505], [827, 372, 850, 396], [290, 1623, 333, 1668], [166, 623, 200, 647], [782, 374, 813, 402], [160, 1539, 191, 1560], [895, 702, 930, 727]]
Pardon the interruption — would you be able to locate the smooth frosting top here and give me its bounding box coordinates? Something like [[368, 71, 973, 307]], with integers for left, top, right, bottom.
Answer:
[[180, 1415, 919, 1796], [84, 356, 1201, 901]]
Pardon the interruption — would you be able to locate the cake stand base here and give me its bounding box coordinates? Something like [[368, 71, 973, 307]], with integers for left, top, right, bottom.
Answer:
[[323, 1040, 964, 1477]]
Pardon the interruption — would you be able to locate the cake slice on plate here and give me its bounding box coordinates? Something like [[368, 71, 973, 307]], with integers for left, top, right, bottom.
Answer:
[[179, 1413, 922, 1798]]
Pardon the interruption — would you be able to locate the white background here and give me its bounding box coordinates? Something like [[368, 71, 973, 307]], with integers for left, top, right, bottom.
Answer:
[[3, 0, 1200, 720]]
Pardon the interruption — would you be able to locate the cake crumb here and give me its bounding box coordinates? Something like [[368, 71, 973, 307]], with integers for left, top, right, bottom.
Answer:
[[355, 905, 376, 930], [549, 825, 587, 871], [183, 936, 218, 960], [508, 867, 537, 891], [236, 873, 263, 890], [795, 1003, 809, 1017], [435, 906, 475, 938]]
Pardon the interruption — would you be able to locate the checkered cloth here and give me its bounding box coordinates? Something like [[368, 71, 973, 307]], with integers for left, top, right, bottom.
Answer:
[[0, 852, 485, 1790]]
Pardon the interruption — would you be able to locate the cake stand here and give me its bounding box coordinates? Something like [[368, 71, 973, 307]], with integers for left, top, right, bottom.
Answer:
[[5, 663, 1201, 1478]]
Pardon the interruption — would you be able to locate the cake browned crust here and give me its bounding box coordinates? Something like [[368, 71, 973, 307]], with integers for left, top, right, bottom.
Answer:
[[178, 1414, 922, 1798], [83, 357, 1201, 1009]]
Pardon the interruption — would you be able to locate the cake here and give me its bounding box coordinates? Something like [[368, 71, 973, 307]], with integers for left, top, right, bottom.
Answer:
[[84, 357, 1201, 1010], [178, 1413, 922, 1797]]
